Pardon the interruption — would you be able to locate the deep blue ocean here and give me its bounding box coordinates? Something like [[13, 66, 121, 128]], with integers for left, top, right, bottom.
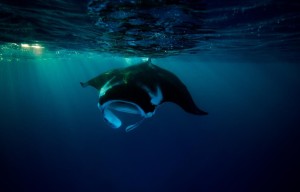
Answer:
[[0, 0, 300, 192]]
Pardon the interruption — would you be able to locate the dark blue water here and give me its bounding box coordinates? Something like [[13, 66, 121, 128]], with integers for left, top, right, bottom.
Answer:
[[1, 0, 300, 192]]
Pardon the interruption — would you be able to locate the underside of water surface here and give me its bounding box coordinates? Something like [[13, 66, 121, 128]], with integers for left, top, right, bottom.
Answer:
[[0, 0, 299, 59]]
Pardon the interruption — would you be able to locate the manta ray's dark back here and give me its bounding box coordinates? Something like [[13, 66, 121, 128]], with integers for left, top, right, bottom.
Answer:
[[80, 60, 208, 116]]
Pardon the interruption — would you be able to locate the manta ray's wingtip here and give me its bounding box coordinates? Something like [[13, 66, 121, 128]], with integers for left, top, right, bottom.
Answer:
[[196, 109, 208, 115], [80, 82, 88, 88], [202, 111, 208, 115]]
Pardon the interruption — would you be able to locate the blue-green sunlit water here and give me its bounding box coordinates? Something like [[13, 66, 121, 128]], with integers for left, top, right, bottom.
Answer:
[[1, 53, 299, 191]]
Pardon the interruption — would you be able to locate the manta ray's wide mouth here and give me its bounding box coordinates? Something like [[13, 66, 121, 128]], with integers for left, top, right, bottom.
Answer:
[[98, 100, 153, 132]]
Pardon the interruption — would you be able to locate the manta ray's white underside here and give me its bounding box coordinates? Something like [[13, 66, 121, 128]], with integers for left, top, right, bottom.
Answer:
[[98, 84, 163, 132], [98, 100, 155, 132]]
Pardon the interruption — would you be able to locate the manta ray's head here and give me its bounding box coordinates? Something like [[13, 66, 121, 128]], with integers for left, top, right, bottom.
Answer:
[[95, 73, 163, 132], [98, 100, 154, 132]]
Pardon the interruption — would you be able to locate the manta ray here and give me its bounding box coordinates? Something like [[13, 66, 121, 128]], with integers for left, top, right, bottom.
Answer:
[[80, 59, 207, 132]]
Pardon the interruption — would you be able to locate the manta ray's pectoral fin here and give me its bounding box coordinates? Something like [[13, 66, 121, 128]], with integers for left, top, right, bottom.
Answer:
[[80, 82, 89, 88], [162, 82, 208, 115], [171, 92, 208, 115], [179, 98, 208, 115], [80, 70, 119, 90], [190, 105, 208, 115]]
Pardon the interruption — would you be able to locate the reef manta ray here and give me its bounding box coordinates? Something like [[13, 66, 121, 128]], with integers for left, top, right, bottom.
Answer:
[[80, 59, 207, 132]]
